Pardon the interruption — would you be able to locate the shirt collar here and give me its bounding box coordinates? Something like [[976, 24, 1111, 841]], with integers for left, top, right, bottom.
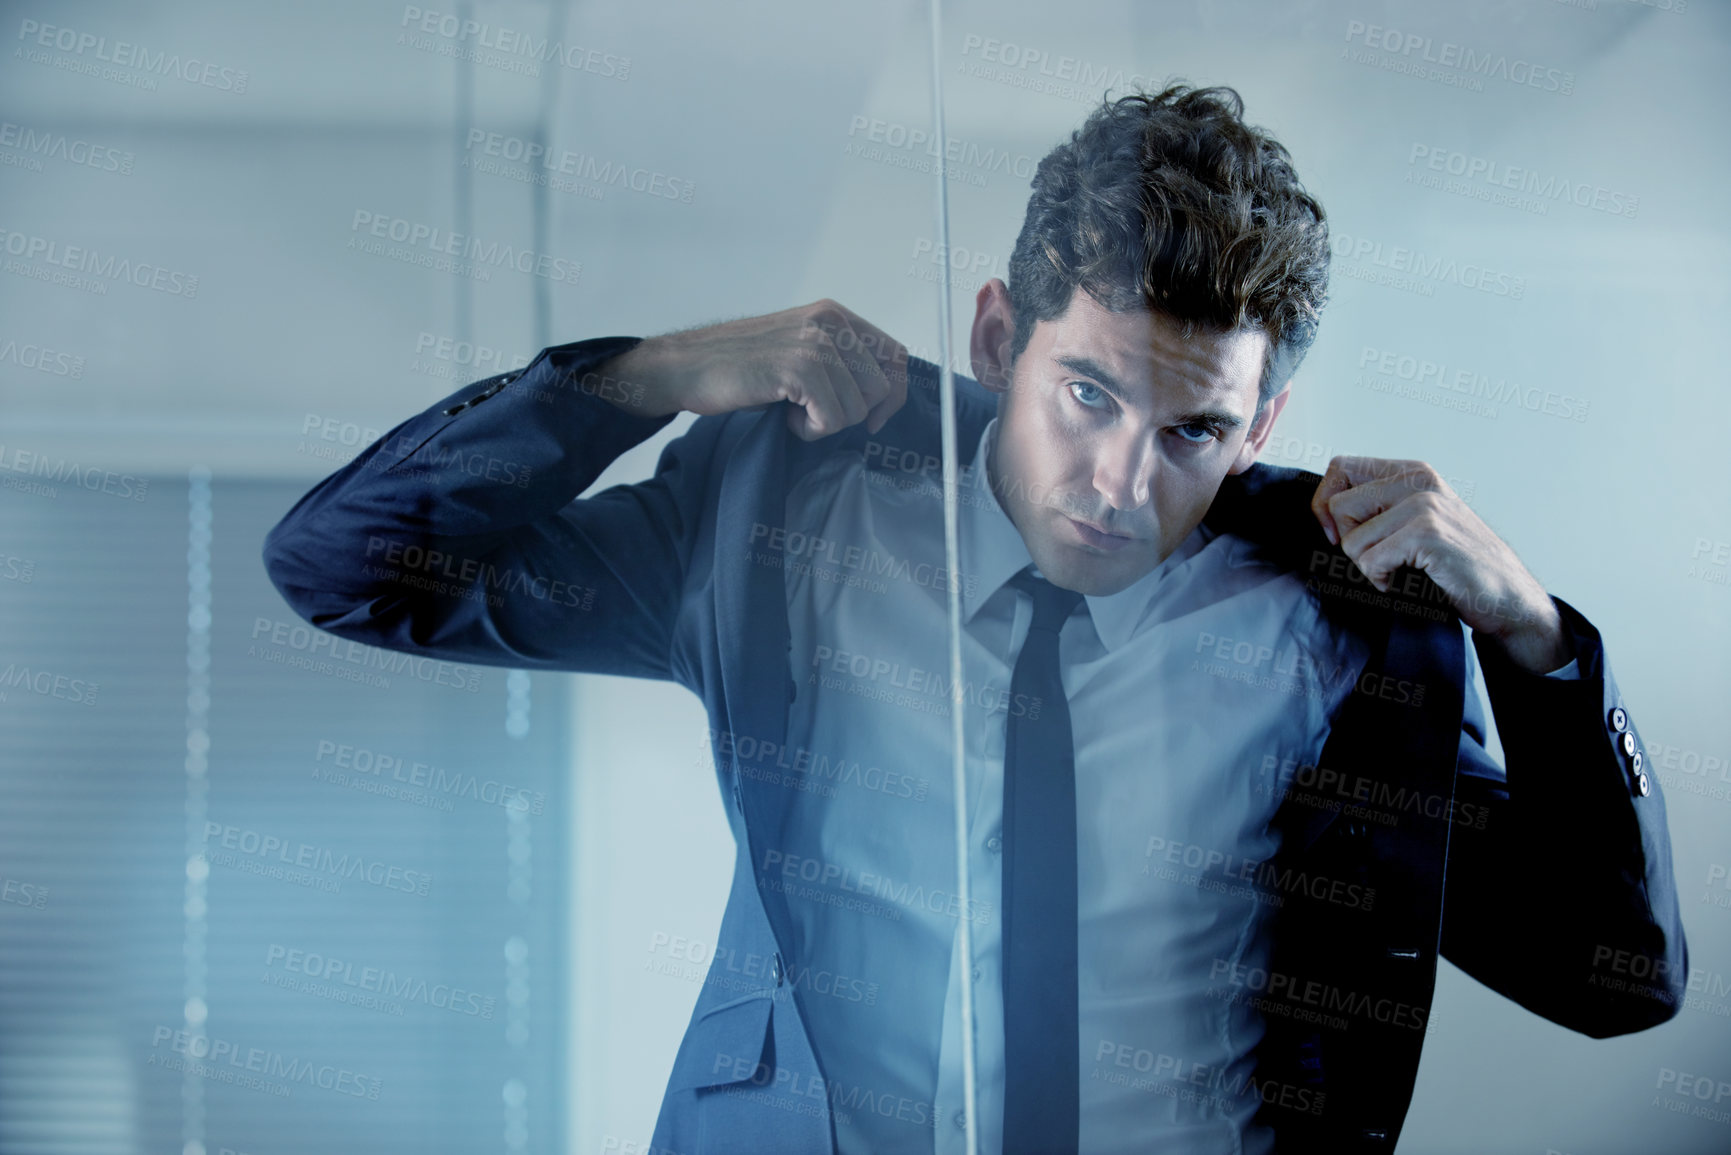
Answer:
[[957, 417, 1205, 652]]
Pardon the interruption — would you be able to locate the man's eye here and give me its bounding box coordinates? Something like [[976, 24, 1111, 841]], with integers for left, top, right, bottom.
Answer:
[[1067, 381, 1109, 410], [1173, 422, 1216, 444]]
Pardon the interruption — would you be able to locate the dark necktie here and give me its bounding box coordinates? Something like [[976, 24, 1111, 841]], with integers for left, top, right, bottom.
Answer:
[[1002, 567, 1085, 1153]]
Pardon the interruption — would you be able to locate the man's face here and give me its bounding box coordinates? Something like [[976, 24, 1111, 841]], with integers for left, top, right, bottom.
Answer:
[[970, 279, 1287, 597]]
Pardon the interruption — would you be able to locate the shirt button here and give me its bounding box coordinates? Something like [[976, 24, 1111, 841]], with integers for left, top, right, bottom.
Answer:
[[985, 835, 1002, 854], [772, 952, 785, 985], [954, 1110, 968, 1131], [971, 966, 982, 982]]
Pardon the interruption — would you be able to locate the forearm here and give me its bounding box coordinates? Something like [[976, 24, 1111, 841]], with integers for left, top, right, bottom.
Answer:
[[1443, 598, 1687, 1032], [259, 335, 712, 678], [587, 333, 690, 420]]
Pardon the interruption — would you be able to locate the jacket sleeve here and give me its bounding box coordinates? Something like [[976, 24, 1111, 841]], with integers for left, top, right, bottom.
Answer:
[[261, 336, 717, 685], [1438, 596, 1688, 1035]]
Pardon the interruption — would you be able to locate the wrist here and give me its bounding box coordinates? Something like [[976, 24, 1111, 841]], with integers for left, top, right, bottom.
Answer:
[[1483, 595, 1571, 674], [590, 336, 685, 418]]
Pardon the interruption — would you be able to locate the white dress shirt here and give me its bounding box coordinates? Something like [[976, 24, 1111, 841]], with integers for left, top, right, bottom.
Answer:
[[773, 416, 1560, 1153]]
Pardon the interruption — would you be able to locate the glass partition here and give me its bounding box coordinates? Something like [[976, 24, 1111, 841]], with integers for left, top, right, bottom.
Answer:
[[1, 2, 1724, 1154]]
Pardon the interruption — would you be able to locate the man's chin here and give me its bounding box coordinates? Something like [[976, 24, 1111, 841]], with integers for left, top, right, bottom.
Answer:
[[1030, 544, 1157, 598]]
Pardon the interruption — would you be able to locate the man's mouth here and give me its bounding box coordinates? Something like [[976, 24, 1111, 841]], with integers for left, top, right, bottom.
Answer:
[[1062, 515, 1135, 552]]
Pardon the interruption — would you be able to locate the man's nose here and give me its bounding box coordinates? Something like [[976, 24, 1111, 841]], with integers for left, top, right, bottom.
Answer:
[[1093, 433, 1154, 512]]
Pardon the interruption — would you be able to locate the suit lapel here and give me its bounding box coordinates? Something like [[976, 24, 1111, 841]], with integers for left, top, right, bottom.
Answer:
[[1203, 466, 1467, 859], [711, 363, 989, 957], [712, 405, 801, 954]]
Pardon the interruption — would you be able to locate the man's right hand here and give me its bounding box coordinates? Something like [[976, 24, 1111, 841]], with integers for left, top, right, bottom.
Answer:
[[590, 299, 910, 439]]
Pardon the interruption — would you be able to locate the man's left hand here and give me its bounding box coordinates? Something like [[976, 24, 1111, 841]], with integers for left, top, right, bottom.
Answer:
[[1310, 456, 1571, 674]]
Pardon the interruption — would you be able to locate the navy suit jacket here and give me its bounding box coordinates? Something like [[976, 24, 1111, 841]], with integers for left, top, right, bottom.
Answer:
[[263, 336, 1687, 1153]]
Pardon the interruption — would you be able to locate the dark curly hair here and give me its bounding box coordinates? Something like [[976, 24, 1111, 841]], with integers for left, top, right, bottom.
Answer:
[[1006, 83, 1330, 405]]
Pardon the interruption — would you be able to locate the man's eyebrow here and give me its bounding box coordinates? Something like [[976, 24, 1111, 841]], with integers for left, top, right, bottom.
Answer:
[[1055, 355, 1129, 401], [1054, 354, 1245, 430]]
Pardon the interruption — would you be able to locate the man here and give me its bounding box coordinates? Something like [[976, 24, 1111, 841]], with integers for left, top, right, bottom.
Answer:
[[263, 86, 1685, 1152]]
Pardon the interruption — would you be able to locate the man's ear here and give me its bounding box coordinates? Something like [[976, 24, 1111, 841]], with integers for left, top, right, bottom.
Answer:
[[970, 278, 1016, 393], [1227, 385, 1291, 476]]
